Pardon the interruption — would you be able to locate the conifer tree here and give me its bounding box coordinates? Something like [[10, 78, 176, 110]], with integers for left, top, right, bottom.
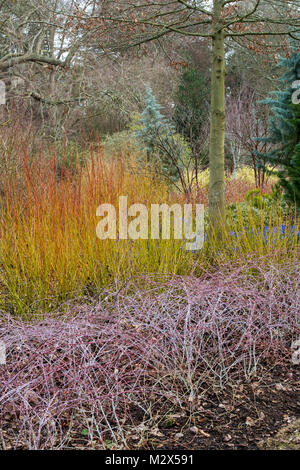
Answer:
[[277, 104, 300, 206], [136, 87, 181, 183], [136, 86, 171, 157], [173, 67, 209, 153], [256, 47, 300, 206]]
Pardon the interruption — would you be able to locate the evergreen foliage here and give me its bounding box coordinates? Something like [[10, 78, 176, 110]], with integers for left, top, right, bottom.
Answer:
[[136, 87, 171, 154], [136, 87, 184, 183], [173, 67, 209, 150], [257, 47, 300, 206], [277, 104, 300, 206]]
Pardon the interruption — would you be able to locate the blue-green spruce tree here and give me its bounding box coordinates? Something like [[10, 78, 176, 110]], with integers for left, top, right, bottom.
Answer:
[[257, 48, 300, 206], [136, 87, 182, 183]]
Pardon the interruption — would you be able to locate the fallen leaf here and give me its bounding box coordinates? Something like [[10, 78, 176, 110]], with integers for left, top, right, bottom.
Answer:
[[275, 383, 286, 391], [190, 426, 199, 434], [246, 416, 256, 427], [150, 428, 164, 437]]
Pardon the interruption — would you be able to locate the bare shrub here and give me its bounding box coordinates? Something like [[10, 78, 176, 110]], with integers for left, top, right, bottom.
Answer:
[[0, 257, 299, 449]]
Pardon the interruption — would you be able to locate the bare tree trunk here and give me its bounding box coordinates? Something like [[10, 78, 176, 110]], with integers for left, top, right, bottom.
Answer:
[[209, 0, 226, 232]]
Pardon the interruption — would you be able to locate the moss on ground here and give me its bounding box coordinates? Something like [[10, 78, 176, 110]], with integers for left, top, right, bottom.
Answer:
[[260, 419, 300, 450]]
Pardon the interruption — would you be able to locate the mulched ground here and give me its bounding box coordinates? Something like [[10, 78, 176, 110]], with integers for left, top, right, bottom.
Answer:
[[1, 363, 299, 450], [12, 362, 295, 451], [126, 365, 300, 450]]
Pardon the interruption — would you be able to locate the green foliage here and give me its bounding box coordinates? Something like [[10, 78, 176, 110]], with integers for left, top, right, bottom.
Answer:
[[269, 182, 284, 201], [276, 104, 300, 207], [173, 68, 208, 136], [228, 187, 290, 228], [245, 188, 272, 209], [226, 201, 254, 227], [128, 112, 143, 133], [173, 67, 209, 156], [102, 129, 145, 161], [257, 47, 300, 207], [136, 87, 171, 156], [135, 87, 188, 183]]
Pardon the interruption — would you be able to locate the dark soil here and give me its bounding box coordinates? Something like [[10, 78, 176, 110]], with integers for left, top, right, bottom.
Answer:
[[127, 364, 300, 451], [1, 364, 299, 450]]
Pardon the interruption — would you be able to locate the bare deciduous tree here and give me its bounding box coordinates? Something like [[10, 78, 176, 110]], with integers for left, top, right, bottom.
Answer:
[[83, 0, 300, 230]]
